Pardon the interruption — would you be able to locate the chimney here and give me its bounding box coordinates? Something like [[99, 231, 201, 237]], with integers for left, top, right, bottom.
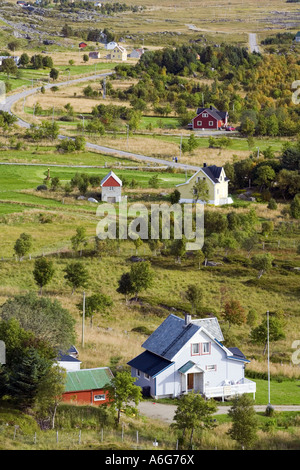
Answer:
[[185, 314, 191, 326], [203, 162, 207, 167]]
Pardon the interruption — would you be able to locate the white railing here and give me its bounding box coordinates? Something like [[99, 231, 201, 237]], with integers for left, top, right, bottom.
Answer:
[[204, 378, 256, 399]]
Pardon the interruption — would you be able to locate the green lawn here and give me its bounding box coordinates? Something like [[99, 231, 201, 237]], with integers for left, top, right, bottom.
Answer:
[[253, 378, 300, 406]]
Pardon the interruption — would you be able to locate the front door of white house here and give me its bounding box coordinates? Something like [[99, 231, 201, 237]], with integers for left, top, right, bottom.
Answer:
[[187, 373, 194, 390]]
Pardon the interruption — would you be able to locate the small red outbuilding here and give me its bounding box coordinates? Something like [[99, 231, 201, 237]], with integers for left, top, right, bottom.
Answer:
[[62, 367, 113, 406]]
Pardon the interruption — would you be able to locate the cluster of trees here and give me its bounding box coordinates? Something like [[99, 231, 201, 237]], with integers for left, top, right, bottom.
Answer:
[[109, 42, 300, 138], [19, 53, 54, 70], [91, 103, 142, 130], [25, 121, 60, 142], [224, 142, 300, 204], [0, 292, 75, 426]]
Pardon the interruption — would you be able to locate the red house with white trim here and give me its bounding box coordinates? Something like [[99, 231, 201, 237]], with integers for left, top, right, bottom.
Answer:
[[100, 170, 122, 203], [79, 42, 88, 49], [192, 106, 228, 130]]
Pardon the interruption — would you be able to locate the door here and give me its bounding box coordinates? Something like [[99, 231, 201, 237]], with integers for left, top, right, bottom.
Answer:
[[187, 373, 194, 390]]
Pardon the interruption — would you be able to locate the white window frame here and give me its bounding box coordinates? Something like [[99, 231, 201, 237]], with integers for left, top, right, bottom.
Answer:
[[144, 373, 150, 380], [202, 113, 208, 117], [136, 369, 140, 377], [206, 365, 217, 372], [191, 343, 200, 355], [94, 394, 106, 401], [209, 121, 214, 127], [202, 342, 211, 355], [197, 120, 202, 126]]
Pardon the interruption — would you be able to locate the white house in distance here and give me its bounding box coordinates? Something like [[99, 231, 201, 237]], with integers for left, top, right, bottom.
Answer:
[[100, 170, 122, 203], [105, 41, 118, 50], [128, 314, 256, 401], [176, 164, 233, 206], [56, 346, 81, 372]]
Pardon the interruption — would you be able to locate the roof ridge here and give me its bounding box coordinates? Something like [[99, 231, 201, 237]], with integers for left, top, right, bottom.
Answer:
[[160, 322, 195, 357]]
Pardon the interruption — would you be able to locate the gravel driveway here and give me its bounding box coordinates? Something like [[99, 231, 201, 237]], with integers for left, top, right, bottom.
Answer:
[[138, 401, 300, 424]]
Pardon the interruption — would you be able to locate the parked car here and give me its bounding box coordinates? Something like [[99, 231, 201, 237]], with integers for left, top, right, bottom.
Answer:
[[225, 126, 236, 131]]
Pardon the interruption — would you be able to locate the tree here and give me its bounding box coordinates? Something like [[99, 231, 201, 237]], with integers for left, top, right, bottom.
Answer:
[[50, 176, 60, 191], [50, 68, 59, 81], [228, 394, 258, 449], [105, 371, 142, 424], [169, 189, 181, 204], [64, 262, 88, 294], [83, 54, 89, 63], [191, 179, 209, 203], [170, 237, 186, 263], [255, 165, 275, 190], [172, 392, 217, 449], [33, 257, 55, 294], [116, 272, 135, 303], [70, 226, 88, 255], [223, 299, 246, 328], [77, 293, 113, 327], [290, 194, 300, 219], [7, 347, 52, 411], [19, 53, 30, 68], [0, 58, 18, 78], [250, 314, 285, 355], [129, 261, 154, 300], [184, 284, 203, 314], [251, 253, 274, 279], [0, 292, 76, 351], [14, 232, 32, 260], [34, 365, 66, 429]]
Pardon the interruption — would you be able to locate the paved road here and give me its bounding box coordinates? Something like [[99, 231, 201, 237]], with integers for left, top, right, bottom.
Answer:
[[0, 73, 202, 172], [249, 33, 260, 53], [138, 401, 300, 424]]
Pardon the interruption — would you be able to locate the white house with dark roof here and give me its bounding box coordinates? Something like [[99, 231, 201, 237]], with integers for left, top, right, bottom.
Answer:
[[176, 164, 233, 206], [128, 314, 256, 400]]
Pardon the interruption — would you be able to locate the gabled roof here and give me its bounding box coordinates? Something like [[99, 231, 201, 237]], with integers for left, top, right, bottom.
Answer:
[[100, 170, 122, 187], [58, 354, 81, 363], [141, 314, 224, 361], [176, 165, 228, 188], [128, 350, 173, 377], [196, 106, 228, 121], [64, 367, 113, 392], [228, 347, 250, 363]]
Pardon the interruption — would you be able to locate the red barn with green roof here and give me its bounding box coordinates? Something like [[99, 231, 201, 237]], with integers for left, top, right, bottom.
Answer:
[[62, 367, 113, 406]]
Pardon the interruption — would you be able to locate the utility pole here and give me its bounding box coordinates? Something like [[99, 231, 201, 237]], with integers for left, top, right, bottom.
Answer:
[[103, 77, 106, 99], [266, 310, 274, 415], [82, 291, 85, 348]]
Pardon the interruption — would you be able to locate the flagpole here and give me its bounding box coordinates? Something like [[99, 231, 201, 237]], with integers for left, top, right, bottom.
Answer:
[[267, 310, 270, 405], [82, 291, 85, 348]]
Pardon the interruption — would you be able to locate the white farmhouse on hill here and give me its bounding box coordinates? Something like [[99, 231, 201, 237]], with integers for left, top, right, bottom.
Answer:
[[128, 314, 256, 400]]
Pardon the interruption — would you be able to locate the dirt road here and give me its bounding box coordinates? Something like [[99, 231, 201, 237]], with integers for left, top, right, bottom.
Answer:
[[138, 401, 300, 424]]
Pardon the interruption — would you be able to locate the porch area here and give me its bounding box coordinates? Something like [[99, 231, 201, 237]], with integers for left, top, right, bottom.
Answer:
[[204, 378, 256, 401]]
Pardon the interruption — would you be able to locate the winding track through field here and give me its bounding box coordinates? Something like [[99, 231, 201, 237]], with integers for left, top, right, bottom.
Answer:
[[0, 72, 202, 172]]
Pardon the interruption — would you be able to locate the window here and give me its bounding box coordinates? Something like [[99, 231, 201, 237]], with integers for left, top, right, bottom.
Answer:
[[109, 186, 114, 190], [206, 365, 217, 372], [209, 121, 214, 126], [197, 120, 202, 126], [191, 343, 200, 355], [202, 342, 210, 354], [202, 113, 208, 117], [144, 373, 150, 380], [136, 369, 140, 377], [94, 394, 106, 401]]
